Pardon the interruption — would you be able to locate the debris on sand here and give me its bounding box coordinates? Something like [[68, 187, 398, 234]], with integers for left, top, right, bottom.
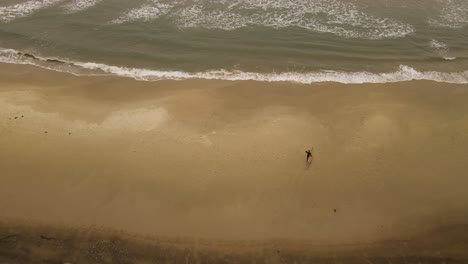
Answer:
[[0, 235, 18, 243], [40, 235, 55, 241]]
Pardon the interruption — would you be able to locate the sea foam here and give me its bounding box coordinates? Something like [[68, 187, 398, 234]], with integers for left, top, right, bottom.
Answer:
[[429, 0, 468, 28], [430, 39, 449, 51], [62, 0, 101, 13], [74, 63, 468, 84], [430, 39, 457, 60], [112, 0, 172, 24], [111, 0, 414, 39], [1, 48, 467, 84], [0, 0, 64, 23]]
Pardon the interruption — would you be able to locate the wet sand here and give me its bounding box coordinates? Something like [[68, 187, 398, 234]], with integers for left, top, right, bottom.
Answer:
[[1, 220, 468, 264], [1, 63, 468, 262]]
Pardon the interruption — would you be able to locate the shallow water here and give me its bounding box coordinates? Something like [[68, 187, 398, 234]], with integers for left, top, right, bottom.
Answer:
[[0, 0, 467, 83]]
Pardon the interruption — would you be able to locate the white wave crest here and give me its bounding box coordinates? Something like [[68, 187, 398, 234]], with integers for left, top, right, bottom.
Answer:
[[112, 0, 172, 24], [73, 62, 468, 84], [0, 0, 64, 23], [63, 0, 101, 13], [1, 47, 467, 84]]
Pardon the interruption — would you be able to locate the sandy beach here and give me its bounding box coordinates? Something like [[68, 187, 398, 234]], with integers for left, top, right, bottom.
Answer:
[[1, 63, 468, 263]]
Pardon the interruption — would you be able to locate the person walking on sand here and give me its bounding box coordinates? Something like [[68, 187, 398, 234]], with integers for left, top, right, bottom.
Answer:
[[305, 148, 313, 166]]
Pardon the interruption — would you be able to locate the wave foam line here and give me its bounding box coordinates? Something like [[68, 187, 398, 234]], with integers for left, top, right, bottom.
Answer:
[[63, 0, 101, 13], [74, 62, 468, 84], [0, 48, 467, 84], [186, 0, 414, 39], [111, 0, 172, 24], [108, 0, 413, 39], [0, 0, 64, 23]]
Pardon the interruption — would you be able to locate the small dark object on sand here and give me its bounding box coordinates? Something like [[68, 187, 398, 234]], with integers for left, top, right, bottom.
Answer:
[[0, 235, 18, 242], [14, 117, 18, 119], [40, 235, 55, 241], [21, 115, 24, 118], [333, 209, 337, 213], [44, 131, 48, 134]]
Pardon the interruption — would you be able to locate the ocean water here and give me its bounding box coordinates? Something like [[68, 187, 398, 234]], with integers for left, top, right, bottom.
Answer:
[[0, 0, 467, 83]]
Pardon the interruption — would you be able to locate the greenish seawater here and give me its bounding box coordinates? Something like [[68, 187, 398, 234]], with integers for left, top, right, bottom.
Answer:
[[0, 0, 467, 83]]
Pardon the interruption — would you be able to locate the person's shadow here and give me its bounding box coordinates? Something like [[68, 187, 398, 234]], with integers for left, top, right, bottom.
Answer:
[[306, 157, 313, 169]]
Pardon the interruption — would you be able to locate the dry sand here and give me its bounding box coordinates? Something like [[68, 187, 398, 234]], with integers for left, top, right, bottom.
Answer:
[[0, 63, 468, 262]]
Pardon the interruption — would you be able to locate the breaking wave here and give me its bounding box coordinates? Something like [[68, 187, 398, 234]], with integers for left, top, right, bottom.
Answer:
[[1, 48, 467, 84]]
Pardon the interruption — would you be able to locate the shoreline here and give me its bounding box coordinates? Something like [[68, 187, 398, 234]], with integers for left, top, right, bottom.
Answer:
[[1, 48, 468, 84], [1, 62, 468, 261]]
